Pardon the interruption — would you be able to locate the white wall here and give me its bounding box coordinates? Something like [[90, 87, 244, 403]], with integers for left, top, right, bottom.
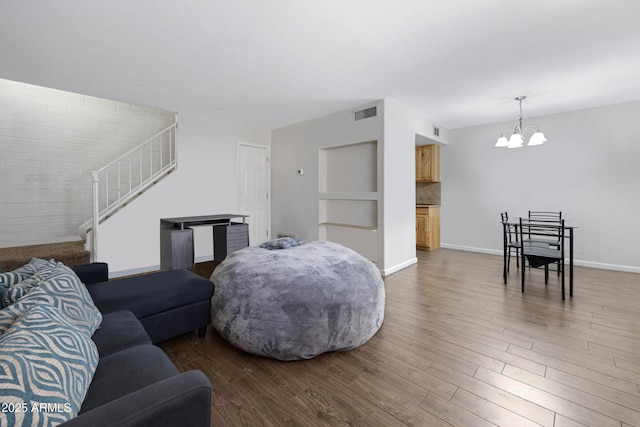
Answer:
[[382, 100, 434, 273], [0, 78, 175, 247], [271, 99, 446, 275], [97, 112, 270, 276], [271, 102, 384, 263], [443, 100, 640, 272]]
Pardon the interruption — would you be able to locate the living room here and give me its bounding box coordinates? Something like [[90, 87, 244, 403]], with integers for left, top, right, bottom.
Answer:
[[2, 2, 640, 426]]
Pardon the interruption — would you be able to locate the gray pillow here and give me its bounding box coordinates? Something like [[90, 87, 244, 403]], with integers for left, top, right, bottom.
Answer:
[[259, 237, 305, 250]]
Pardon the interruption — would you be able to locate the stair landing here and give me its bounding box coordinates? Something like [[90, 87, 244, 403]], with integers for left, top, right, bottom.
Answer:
[[0, 241, 89, 272]]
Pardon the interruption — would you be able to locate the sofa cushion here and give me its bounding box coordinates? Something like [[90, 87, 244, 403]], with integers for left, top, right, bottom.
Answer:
[[87, 269, 214, 319], [0, 304, 99, 426], [91, 311, 152, 357], [79, 344, 179, 414]]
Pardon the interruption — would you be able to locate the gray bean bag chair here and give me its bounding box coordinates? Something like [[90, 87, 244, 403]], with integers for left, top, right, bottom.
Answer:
[[210, 240, 385, 361]]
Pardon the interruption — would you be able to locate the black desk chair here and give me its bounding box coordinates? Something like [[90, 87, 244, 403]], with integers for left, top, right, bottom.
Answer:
[[519, 218, 566, 299]]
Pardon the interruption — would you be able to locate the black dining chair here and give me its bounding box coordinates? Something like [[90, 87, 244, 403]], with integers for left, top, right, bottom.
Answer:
[[526, 211, 562, 274], [518, 217, 566, 299], [528, 211, 562, 222], [500, 212, 520, 273]]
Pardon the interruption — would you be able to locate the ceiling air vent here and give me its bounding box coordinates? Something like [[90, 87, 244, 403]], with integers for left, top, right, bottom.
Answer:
[[354, 106, 377, 121], [433, 126, 440, 137]]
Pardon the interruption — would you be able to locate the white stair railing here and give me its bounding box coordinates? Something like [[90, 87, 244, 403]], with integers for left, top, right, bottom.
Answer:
[[80, 122, 178, 261]]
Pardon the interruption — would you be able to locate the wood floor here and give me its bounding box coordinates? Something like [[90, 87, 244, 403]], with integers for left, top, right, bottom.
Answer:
[[159, 249, 640, 426]]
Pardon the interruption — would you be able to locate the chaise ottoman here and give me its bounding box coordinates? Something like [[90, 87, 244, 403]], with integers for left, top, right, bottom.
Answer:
[[77, 264, 214, 344]]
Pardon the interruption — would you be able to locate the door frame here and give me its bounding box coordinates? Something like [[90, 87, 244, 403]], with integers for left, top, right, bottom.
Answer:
[[237, 142, 271, 245]]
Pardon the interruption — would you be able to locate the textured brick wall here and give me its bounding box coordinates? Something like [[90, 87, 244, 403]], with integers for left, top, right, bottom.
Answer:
[[0, 78, 175, 248]]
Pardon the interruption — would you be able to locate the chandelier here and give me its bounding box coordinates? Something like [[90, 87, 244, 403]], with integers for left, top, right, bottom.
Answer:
[[494, 96, 547, 148]]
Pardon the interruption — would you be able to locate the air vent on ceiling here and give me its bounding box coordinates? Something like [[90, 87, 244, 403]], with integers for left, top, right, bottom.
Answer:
[[354, 106, 377, 121], [433, 126, 440, 137]]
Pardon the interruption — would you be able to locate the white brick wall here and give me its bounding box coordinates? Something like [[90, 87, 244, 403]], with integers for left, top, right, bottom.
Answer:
[[0, 78, 175, 248]]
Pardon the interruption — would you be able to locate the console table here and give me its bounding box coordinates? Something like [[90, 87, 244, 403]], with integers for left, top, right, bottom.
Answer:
[[160, 214, 249, 270]]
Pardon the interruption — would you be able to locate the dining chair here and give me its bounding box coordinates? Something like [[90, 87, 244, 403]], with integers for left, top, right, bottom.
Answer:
[[518, 217, 566, 298], [526, 210, 562, 274], [528, 211, 562, 223], [500, 212, 520, 272]]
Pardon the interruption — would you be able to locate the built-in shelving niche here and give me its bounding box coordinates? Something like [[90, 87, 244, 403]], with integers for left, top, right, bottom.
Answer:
[[318, 140, 379, 263]]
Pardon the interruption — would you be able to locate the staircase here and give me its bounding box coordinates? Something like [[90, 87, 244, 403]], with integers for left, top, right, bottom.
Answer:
[[79, 122, 178, 261]]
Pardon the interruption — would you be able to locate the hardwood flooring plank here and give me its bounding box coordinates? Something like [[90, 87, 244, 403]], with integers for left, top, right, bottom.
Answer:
[[545, 367, 640, 412], [419, 391, 497, 427], [615, 357, 640, 375], [427, 362, 555, 427], [503, 364, 640, 426], [588, 341, 640, 367], [553, 414, 588, 427], [474, 366, 620, 427], [508, 344, 640, 397], [532, 340, 640, 385], [354, 344, 459, 401], [346, 375, 453, 427], [232, 375, 316, 427], [450, 387, 541, 427], [376, 326, 481, 377]]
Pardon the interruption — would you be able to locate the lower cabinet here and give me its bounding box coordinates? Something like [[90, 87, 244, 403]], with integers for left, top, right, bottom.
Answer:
[[416, 206, 440, 251]]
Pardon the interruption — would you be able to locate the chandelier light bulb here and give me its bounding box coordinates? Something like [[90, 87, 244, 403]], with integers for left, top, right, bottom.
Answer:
[[528, 131, 547, 146], [507, 133, 524, 148], [495, 136, 509, 147]]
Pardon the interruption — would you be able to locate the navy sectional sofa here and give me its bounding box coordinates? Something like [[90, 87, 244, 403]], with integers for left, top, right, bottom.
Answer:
[[0, 260, 213, 427], [65, 263, 214, 427]]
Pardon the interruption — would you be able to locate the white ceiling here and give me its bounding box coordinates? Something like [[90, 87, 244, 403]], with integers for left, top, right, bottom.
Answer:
[[1, 0, 639, 130]]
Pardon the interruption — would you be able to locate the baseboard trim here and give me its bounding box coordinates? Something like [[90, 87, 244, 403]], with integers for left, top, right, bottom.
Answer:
[[381, 257, 418, 276], [441, 243, 640, 274]]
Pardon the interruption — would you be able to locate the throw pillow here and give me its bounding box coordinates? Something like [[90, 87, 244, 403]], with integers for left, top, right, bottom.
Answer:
[[259, 237, 305, 250], [0, 304, 99, 426], [15, 264, 103, 336], [1, 262, 58, 308], [0, 258, 53, 287]]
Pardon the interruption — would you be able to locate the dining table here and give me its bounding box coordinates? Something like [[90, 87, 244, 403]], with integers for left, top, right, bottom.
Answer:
[[502, 218, 576, 300]]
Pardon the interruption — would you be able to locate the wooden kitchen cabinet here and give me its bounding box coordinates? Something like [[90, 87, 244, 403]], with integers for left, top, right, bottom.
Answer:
[[416, 206, 440, 251], [416, 144, 440, 182]]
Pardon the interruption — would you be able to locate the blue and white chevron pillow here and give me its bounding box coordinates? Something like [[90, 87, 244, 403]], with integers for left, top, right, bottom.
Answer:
[[0, 304, 99, 426], [1, 261, 59, 308], [0, 263, 102, 337], [0, 259, 57, 309]]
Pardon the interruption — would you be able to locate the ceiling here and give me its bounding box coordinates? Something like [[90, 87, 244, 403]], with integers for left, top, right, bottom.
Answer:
[[1, 0, 639, 130]]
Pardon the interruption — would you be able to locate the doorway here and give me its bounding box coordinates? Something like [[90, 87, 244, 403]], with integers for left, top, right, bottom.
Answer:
[[238, 143, 270, 246]]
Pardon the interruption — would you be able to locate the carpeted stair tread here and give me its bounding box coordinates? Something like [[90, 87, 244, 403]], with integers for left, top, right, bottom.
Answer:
[[0, 241, 89, 272]]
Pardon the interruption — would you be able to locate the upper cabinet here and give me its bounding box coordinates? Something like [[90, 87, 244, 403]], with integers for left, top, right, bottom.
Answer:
[[416, 144, 440, 182]]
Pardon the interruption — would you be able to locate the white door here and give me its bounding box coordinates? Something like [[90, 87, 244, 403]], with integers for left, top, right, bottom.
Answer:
[[238, 144, 270, 246]]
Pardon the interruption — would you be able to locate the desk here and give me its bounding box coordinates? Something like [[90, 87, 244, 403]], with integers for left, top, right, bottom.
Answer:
[[502, 220, 576, 300], [160, 214, 249, 270]]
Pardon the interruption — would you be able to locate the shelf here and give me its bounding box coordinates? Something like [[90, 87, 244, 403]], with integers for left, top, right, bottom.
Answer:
[[318, 192, 378, 201], [319, 222, 378, 231]]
